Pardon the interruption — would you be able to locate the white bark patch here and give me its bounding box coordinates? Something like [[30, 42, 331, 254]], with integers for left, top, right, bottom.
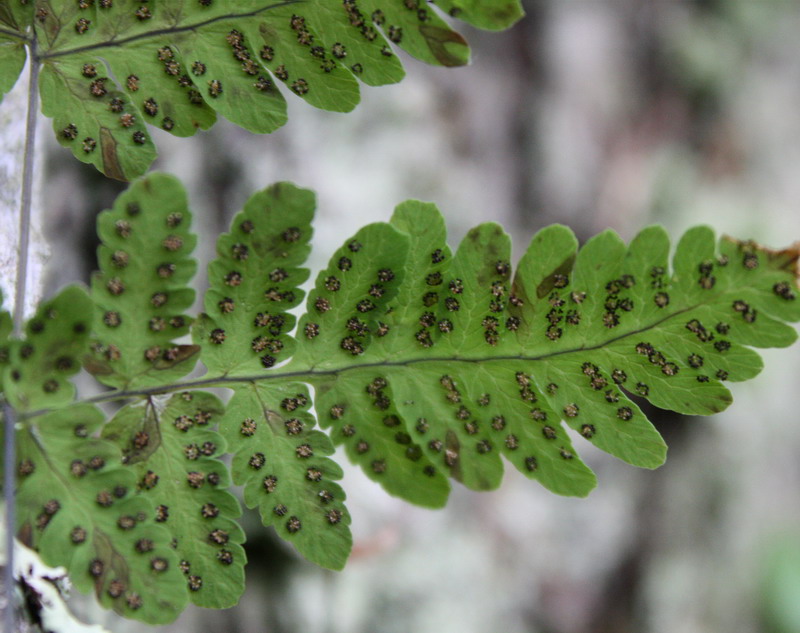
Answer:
[[0, 60, 47, 319]]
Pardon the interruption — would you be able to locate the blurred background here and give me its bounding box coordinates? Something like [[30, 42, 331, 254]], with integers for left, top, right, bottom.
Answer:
[[17, 0, 800, 631]]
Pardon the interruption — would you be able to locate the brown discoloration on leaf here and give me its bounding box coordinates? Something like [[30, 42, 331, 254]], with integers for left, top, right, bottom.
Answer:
[[122, 403, 162, 466], [100, 127, 126, 182], [83, 354, 115, 375], [467, 225, 507, 286], [38, 4, 63, 46], [725, 237, 800, 285], [257, 21, 279, 43], [419, 25, 468, 67], [748, 240, 800, 288], [16, 522, 33, 548], [151, 345, 200, 370], [444, 429, 462, 481], [536, 254, 576, 299], [92, 530, 129, 597]]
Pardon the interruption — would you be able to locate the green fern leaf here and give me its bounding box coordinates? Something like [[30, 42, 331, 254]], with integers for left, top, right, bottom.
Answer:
[[287, 201, 799, 499], [313, 203, 452, 506], [15, 403, 189, 624], [223, 382, 352, 570], [193, 182, 314, 377], [289, 207, 598, 496], [3, 285, 91, 412], [87, 172, 199, 390], [291, 220, 411, 365], [289, 216, 455, 506], [21, 0, 523, 179], [102, 392, 245, 608], [0, 2, 28, 30], [314, 371, 453, 507], [194, 182, 351, 568], [431, 0, 524, 31], [0, 21, 26, 98], [15, 177, 796, 607], [189, 182, 797, 548], [40, 55, 158, 181]]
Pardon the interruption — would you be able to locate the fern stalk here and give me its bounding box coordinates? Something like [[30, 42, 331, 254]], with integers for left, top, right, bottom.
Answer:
[[13, 49, 39, 331], [4, 41, 40, 633], [26, 330, 694, 414], [3, 402, 17, 633]]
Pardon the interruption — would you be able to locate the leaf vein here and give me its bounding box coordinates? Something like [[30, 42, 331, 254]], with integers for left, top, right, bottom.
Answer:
[[38, 1, 301, 61], [23, 303, 698, 416]]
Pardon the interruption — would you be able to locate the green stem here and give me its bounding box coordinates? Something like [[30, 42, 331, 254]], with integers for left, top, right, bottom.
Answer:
[[39, 0, 299, 60], [3, 404, 17, 633], [5, 43, 40, 633], [20, 302, 695, 418], [0, 26, 31, 41]]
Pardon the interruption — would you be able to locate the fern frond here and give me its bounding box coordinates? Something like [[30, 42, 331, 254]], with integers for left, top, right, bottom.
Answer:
[[3, 285, 91, 412], [192, 181, 800, 531], [0, 28, 26, 97], [102, 392, 246, 608], [17, 0, 524, 179], [15, 403, 188, 624], [224, 381, 352, 570], [0, 1, 29, 96], [285, 202, 799, 501], [193, 182, 314, 377], [86, 172, 199, 390], [14, 175, 797, 613]]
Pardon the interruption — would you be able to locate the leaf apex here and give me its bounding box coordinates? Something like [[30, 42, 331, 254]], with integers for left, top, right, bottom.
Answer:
[[722, 235, 800, 286], [572, 475, 598, 499], [640, 443, 668, 471]]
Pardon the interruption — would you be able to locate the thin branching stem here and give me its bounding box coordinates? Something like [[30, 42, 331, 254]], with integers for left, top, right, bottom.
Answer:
[[5, 42, 40, 633], [0, 26, 30, 41]]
